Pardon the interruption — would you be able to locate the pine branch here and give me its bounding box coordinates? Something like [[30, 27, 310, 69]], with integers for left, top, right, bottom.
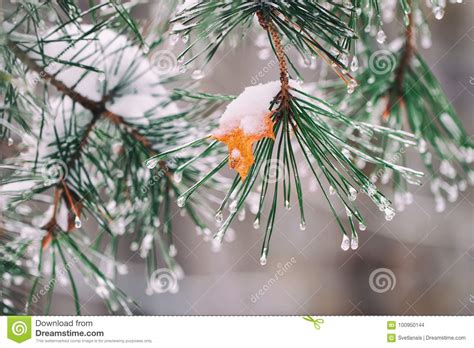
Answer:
[[383, 0, 414, 121]]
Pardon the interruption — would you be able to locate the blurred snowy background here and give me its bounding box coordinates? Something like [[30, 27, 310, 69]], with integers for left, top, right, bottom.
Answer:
[[4, 1, 473, 315]]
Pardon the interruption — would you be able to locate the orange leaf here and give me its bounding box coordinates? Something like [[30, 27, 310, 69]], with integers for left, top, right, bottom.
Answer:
[[213, 111, 275, 180]]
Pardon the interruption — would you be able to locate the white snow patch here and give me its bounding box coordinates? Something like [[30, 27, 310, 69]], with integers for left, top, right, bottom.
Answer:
[[231, 149, 241, 159], [214, 81, 280, 136], [20, 24, 178, 123], [214, 80, 301, 137]]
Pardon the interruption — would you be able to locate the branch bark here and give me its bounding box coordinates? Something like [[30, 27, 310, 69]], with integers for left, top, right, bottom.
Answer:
[[256, 11, 290, 105]]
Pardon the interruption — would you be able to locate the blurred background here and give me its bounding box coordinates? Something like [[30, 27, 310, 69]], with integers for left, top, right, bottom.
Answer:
[[9, 1, 474, 315]]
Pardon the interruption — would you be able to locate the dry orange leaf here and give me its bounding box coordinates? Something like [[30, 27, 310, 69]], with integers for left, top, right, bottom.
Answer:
[[213, 111, 275, 180]]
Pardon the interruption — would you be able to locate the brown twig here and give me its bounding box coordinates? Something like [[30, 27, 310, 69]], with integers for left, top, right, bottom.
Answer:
[[383, 4, 415, 122], [103, 111, 152, 148], [256, 11, 290, 106], [41, 187, 63, 249]]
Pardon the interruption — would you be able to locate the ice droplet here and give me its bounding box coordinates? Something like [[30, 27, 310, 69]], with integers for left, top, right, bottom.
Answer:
[[340, 235, 350, 251], [169, 244, 178, 257], [349, 187, 357, 201], [215, 210, 223, 223], [418, 139, 428, 153], [177, 196, 186, 207], [384, 207, 395, 221], [347, 79, 358, 94], [146, 158, 158, 169], [170, 33, 179, 45], [229, 200, 238, 213], [376, 29, 387, 44], [299, 221, 306, 231], [253, 218, 260, 229], [260, 248, 268, 266], [350, 56, 359, 72], [7, 137, 14, 146], [191, 69, 205, 80], [173, 171, 183, 183], [74, 216, 82, 228], [351, 236, 359, 250], [434, 7, 444, 20]]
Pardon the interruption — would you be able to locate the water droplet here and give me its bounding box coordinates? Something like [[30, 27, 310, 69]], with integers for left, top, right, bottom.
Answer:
[[347, 79, 358, 94], [258, 48, 271, 60], [191, 69, 205, 80], [174, 171, 182, 183], [143, 45, 150, 54], [359, 222, 366, 231], [177, 195, 186, 207], [340, 235, 350, 251], [253, 218, 260, 229], [260, 248, 268, 266], [384, 207, 395, 221], [435, 196, 445, 212], [366, 183, 377, 197], [349, 187, 357, 201], [169, 244, 177, 257], [434, 7, 444, 20], [74, 216, 82, 228], [376, 29, 387, 44], [117, 264, 128, 275], [418, 139, 428, 153], [238, 208, 246, 221], [351, 236, 359, 250], [7, 137, 14, 146], [170, 33, 180, 45], [146, 158, 158, 169], [229, 200, 238, 213], [350, 56, 359, 72], [299, 221, 306, 231], [421, 33, 432, 49]]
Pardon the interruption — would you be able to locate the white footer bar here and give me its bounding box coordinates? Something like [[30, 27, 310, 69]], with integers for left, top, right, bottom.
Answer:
[[2, 316, 472, 347]]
